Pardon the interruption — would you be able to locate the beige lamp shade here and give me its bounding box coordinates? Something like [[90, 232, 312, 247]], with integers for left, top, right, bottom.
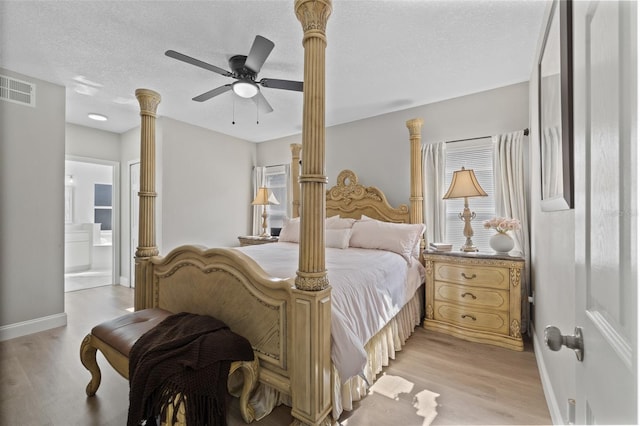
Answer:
[[252, 187, 270, 205], [443, 167, 488, 199]]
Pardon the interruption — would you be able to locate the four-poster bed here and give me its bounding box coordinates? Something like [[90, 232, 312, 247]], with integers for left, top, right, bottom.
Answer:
[[131, 1, 426, 424]]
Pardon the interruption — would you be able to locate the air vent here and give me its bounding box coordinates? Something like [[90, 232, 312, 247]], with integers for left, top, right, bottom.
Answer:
[[0, 74, 36, 107]]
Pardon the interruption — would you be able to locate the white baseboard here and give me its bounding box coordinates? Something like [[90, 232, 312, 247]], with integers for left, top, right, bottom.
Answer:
[[120, 276, 130, 286], [0, 312, 67, 342], [531, 325, 563, 425]]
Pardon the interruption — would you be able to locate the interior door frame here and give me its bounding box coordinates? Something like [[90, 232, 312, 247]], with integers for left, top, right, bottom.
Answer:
[[128, 160, 140, 288]]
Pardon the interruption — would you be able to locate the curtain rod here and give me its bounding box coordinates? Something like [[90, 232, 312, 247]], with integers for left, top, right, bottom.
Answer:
[[445, 128, 529, 144]]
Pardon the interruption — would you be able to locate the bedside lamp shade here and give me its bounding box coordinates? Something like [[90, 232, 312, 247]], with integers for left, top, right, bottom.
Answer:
[[252, 187, 271, 206], [443, 167, 487, 252], [443, 167, 488, 199], [252, 187, 279, 237]]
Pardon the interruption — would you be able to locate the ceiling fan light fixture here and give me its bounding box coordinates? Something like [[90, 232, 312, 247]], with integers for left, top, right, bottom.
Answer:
[[232, 80, 259, 98]]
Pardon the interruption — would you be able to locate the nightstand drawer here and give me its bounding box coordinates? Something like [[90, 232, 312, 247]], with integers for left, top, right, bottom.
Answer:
[[433, 263, 510, 290], [433, 303, 509, 334], [434, 281, 509, 311]]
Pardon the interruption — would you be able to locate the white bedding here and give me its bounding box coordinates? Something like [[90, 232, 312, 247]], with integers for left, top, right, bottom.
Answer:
[[234, 241, 424, 382]]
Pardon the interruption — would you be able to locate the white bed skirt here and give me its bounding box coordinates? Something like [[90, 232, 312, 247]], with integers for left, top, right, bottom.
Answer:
[[247, 290, 423, 421]]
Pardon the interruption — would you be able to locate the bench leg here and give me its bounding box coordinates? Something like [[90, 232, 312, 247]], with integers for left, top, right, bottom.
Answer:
[[165, 357, 259, 425], [229, 357, 260, 423], [79, 334, 101, 396]]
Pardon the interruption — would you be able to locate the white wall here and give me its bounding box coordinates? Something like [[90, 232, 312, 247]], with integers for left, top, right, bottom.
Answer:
[[160, 117, 256, 250], [66, 123, 120, 161], [0, 68, 67, 336], [118, 116, 259, 285], [258, 81, 530, 208]]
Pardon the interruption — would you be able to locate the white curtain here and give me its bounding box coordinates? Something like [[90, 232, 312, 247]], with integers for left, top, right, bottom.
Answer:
[[492, 130, 530, 332], [252, 166, 265, 236], [422, 142, 446, 246], [283, 164, 292, 219]]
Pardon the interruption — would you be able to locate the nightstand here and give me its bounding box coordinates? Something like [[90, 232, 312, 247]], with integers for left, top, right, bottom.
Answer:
[[423, 251, 524, 351], [238, 236, 279, 246]]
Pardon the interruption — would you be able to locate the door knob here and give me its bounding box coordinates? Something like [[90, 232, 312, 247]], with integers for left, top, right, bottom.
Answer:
[[544, 325, 584, 361]]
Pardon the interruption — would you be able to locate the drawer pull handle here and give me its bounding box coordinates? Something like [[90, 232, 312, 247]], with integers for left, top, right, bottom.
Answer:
[[461, 314, 477, 321], [461, 273, 477, 280], [461, 292, 477, 300]]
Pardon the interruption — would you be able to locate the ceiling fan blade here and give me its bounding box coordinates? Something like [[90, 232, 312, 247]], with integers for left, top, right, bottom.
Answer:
[[253, 91, 274, 114], [165, 50, 232, 77], [259, 78, 303, 92], [244, 35, 275, 73], [192, 85, 232, 102]]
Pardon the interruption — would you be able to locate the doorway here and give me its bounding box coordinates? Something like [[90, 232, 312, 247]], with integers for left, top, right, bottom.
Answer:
[[64, 157, 119, 292]]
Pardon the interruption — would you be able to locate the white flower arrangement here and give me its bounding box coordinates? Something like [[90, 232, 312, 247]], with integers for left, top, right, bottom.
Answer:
[[483, 217, 521, 234]]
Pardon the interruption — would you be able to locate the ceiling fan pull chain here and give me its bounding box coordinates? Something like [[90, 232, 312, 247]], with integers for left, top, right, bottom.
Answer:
[[256, 96, 260, 124], [232, 96, 236, 125]]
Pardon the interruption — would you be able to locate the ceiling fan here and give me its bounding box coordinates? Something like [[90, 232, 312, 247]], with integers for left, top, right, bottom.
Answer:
[[166, 35, 303, 114]]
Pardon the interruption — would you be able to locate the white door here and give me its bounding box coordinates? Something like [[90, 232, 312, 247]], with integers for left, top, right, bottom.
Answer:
[[130, 161, 140, 288], [573, 1, 637, 423]]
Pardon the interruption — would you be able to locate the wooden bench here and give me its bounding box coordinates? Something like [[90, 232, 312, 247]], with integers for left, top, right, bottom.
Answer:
[[79, 308, 259, 424]]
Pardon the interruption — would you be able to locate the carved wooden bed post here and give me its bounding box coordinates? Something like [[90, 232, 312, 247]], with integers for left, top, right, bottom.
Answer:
[[292, 1, 333, 425], [290, 143, 302, 218], [134, 89, 161, 311], [406, 118, 425, 251]]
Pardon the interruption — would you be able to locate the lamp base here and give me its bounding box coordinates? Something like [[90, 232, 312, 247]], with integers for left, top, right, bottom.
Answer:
[[259, 207, 270, 238], [458, 201, 479, 253]]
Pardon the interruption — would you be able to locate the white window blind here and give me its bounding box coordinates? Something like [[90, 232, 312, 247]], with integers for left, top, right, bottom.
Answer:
[[264, 165, 287, 231], [444, 138, 496, 252]]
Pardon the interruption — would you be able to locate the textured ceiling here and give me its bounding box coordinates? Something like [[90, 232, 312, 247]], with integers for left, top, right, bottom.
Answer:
[[0, 0, 546, 142]]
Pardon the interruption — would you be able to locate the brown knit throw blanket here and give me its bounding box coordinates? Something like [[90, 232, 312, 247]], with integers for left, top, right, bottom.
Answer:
[[127, 312, 254, 426]]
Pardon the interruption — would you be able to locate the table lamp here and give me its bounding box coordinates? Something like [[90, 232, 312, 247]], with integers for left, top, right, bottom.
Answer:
[[252, 187, 280, 237], [443, 167, 488, 252]]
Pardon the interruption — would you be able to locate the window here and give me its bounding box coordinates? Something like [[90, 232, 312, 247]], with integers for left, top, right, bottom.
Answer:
[[444, 139, 496, 252], [264, 165, 288, 231], [94, 183, 112, 231]]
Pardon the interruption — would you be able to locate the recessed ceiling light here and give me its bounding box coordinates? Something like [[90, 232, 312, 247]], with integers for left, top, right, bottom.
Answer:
[[88, 113, 108, 121]]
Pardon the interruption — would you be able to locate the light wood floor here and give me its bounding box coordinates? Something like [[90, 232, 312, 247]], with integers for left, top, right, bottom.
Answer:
[[0, 285, 551, 425]]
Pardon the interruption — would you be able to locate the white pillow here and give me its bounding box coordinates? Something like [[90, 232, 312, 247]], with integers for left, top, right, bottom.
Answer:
[[278, 217, 300, 243], [325, 228, 352, 249], [350, 219, 425, 262], [357, 215, 424, 258], [279, 218, 352, 248], [325, 215, 356, 229]]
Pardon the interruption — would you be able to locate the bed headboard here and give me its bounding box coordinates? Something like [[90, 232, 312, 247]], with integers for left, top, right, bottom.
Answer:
[[326, 169, 410, 223]]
